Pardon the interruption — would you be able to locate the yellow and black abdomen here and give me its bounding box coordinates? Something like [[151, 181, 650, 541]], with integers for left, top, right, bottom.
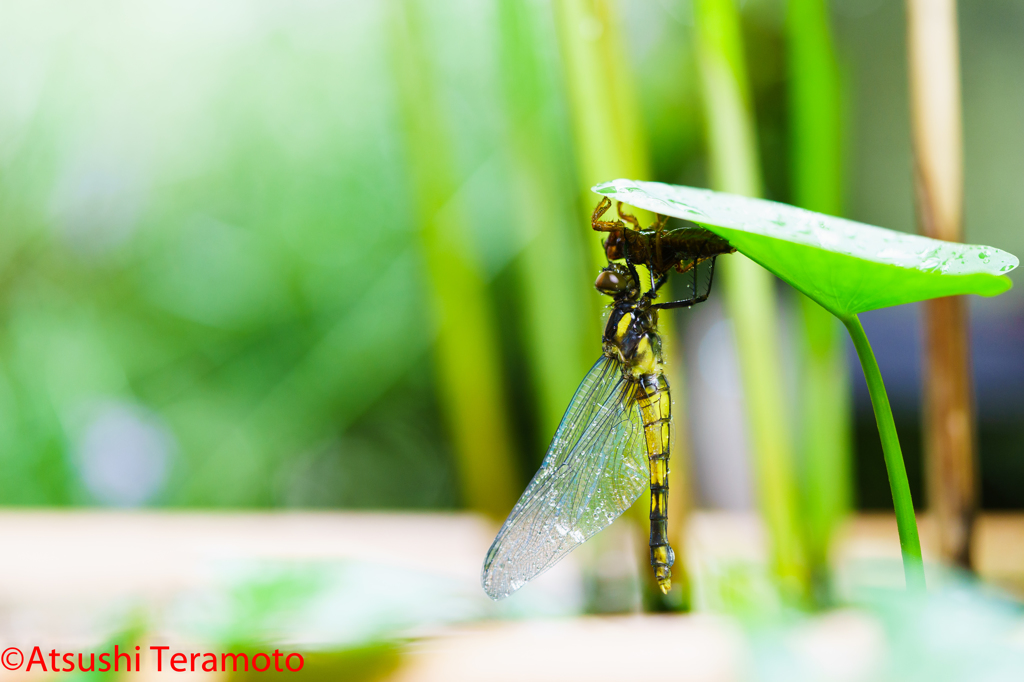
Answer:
[[637, 373, 674, 593], [603, 302, 674, 593]]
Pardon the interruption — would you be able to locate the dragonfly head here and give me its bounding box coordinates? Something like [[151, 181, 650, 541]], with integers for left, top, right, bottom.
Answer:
[[594, 263, 639, 301]]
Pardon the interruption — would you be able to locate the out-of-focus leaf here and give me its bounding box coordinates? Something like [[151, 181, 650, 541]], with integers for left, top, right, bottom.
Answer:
[[593, 179, 1017, 316], [225, 642, 402, 682]]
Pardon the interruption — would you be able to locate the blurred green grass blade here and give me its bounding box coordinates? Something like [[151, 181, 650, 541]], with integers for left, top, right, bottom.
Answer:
[[554, 0, 651, 272], [188, 255, 432, 505], [787, 0, 852, 598], [388, 0, 518, 519], [788, 0, 842, 217], [592, 180, 1018, 313], [496, 0, 591, 444], [692, 0, 810, 601], [795, 291, 851, 595]]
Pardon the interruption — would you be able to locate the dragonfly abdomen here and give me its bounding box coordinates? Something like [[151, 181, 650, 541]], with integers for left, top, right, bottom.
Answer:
[[638, 372, 674, 594]]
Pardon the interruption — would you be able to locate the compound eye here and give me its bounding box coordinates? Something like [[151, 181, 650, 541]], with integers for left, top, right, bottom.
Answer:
[[594, 269, 626, 296]]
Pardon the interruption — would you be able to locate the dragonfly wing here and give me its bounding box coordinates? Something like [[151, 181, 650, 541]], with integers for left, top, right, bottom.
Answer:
[[481, 356, 648, 600]]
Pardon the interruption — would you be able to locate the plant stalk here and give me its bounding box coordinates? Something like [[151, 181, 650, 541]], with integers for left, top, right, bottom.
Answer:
[[555, 0, 650, 271], [842, 314, 926, 591], [497, 0, 592, 447], [388, 0, 519, 519], [694, 0, 809, 601], [787, 0, 852, 600], [906, 0, 976, 568]]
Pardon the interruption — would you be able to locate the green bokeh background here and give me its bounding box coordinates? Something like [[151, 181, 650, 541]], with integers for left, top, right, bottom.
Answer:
[[0, 0, 1020, 509]]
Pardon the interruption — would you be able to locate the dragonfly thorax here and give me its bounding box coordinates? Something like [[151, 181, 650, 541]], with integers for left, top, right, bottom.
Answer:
[[602, 300, 663, 380]]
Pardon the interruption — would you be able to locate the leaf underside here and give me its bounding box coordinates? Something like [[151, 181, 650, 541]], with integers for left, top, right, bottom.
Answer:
[[593, 179, 1018, 317]]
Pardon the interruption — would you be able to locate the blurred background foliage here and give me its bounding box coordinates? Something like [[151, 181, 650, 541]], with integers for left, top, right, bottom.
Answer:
[[0, 0, 1021, 520]]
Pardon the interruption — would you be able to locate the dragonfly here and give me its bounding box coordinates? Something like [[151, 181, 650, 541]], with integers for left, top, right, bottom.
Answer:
[[481, 198, 734, 600]]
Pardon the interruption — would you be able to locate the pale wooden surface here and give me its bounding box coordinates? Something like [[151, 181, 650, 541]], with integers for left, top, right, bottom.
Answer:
[[391, 609, 888, 682], [391, 615, 747, 682], [0, 510, 1019, 681]]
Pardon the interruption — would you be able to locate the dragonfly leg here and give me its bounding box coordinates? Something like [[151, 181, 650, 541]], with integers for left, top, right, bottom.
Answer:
[[638, 373, 674, 594], [650, 256, 718, 310], [616, 201, 642, 230], [616, 202, 652, 288], [619, 226, 643, 291], [645, 272, 670, 301], [692, 255, 699, 301], [591, 197, 623, 232]]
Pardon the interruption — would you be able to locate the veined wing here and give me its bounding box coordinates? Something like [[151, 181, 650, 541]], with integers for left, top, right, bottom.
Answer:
[[481, 356, 647, 600]]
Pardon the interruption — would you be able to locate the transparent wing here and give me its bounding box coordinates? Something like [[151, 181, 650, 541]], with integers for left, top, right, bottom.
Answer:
[[481, 356, 647, 600]]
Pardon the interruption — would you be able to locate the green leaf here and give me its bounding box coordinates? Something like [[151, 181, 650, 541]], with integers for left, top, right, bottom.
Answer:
[[593, 179, 1018, 316]]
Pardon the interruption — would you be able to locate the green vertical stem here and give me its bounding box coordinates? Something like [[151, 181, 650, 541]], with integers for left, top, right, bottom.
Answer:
[[555, 0, 692, 611], [787, 0, 842, 215], [497, 0, 591, 444], [842, 314, 926, 591], [694, 0, 809, 600], [555, 0, 650, 271], [388, 0, 519, 519], [787, 0, 852, 599], [796, 294, 851, 597]]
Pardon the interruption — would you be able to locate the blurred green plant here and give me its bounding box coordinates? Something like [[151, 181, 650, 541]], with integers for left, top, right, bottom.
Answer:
[[496, 0, 592, 449], [693, 0, 810, 603], [593, 178, 1018, 590], [0, 3, 456, 508], [60, 616, 147, 682], [387, 0, 520, 519], [786, 0, 853, 602], [555, 0, 650, 272], [226, 643, 402, 682], [1, 3, 1021, 624]]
